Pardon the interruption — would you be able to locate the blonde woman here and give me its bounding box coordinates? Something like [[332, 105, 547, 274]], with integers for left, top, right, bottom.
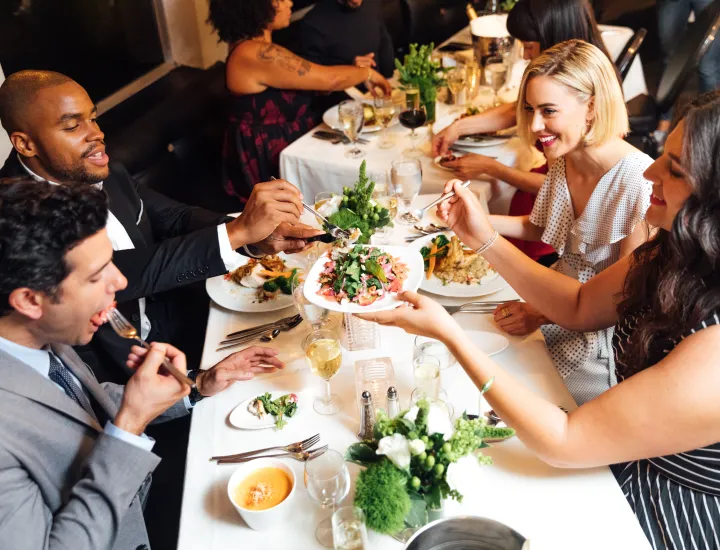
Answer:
[[475, 40, 652, 404]]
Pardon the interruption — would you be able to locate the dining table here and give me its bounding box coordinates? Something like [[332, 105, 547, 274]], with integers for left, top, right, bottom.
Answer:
[[177, 195, 652, 550]]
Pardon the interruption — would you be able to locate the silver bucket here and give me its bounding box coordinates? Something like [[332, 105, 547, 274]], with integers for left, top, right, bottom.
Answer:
[[470, 14, 511, 65], [404, 516, 528, 550]]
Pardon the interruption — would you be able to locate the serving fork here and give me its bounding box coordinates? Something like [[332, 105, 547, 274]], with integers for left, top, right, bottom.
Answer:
[[443, 299, 520, 315], [211, 433, 320, 461], [217, 444, 329, 464]]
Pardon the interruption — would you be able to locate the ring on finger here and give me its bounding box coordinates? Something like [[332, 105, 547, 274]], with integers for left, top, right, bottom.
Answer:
[[501, 307, 511, 318]]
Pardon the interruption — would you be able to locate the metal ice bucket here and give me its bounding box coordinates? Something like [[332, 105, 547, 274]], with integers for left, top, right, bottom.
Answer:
[[404, 516, 529, 550], [470, 14, 511, 65]]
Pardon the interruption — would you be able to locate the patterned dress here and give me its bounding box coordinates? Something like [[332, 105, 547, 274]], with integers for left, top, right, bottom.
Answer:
[[611, 312, 720, 550], [529, 152, 653, 404]]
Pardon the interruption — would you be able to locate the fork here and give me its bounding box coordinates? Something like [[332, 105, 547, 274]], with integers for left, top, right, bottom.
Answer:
[[443, 300, 520, 315], [106, 308, 195, 388], [217, 316, 304, 351], [210, 433, 320, 461], [225, 314, 301, 339], [217, 444, 329, 464]]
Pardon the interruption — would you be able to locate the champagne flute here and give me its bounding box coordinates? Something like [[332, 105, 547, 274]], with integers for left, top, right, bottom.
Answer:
[[304, 449, 351, 548], [446, 66, 466, 110], [304, 328, 343, 415], [390, 158, 422, 225], [484, 56, 507, 106], [374, 97, 396, 150], [338, 100, 365, 159], [465, 60, 481, 101], [398, 87, 426, 159]]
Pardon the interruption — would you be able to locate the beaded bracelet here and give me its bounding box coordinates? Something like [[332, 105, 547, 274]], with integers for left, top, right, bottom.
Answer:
[[475, 230, 499, 255]]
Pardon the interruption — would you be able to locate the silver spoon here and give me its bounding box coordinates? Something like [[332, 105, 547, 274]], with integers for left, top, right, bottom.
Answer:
[[260, 328, 282, 342], [410, 180, 471, 222]]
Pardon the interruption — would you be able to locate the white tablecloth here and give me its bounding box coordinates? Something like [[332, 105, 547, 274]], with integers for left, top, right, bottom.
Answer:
[[178, 196, 651, 550]]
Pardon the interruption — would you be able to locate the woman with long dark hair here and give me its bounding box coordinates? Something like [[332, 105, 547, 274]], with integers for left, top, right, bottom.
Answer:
[[208, 0, 391, 201], [362, 90, 720, 549]]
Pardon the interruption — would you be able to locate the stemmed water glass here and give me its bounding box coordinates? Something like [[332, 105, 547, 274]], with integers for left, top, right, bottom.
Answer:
[[292, 278, 329, 331], [484, 56, 508, 106], [305, 449, 351, 548], [390, 158, 423, 225], [374, 97, 396, 149], [303, 328, 343, 415], [338, 100, 365, 158], [398, 87, 426, 159]]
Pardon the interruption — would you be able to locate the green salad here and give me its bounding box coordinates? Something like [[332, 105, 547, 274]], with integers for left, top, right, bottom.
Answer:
[[247, 392, 299, 429]]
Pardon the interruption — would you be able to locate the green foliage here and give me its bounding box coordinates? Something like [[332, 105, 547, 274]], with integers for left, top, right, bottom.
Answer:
[[395, 43, 447, 91], [255, 393, 298, 429], [500, 0, 518, 11], [354, 460, 411, 534], [345, 441, 382, 465]]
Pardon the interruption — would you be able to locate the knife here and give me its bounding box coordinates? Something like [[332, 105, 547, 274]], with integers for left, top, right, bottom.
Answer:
[[217, 316, 304, 351], [225, 314, 300, 339]]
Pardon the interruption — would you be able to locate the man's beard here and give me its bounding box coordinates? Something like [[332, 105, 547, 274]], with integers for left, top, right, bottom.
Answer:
[[50, 160, 105, 184]]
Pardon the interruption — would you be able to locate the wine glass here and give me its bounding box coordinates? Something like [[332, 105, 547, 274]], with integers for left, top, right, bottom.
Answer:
[[374, 97, 396, 150], [292, 278, 329, 330], [398, 87, 426, 159], [390, 158, 422, 225], [303, 328, 343, 415], [304, 449, 351, 548], [465, 60, 481, 102], [338, 100, 365, 158], [332, 507, 369, 550], [446, 66, 466, 110], [484, 56, 507, 106], [372, 170, 398, 219]]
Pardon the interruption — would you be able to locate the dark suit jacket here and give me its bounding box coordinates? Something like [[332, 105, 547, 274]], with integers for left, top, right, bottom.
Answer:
[[0, 154, 234, 373]]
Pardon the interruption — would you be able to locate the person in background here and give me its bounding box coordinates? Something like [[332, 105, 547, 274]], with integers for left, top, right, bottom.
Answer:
[[434, 0, 618, 266], [653, 0, 720, 149], [0, 179, 284, 550], [297, 0, 395, 78], [450, 40, 653, 405], [207, 0, 391, 201], [361, 90, 720, 550]]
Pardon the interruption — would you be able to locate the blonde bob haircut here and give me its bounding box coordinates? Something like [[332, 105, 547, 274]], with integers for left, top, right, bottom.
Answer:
[[516, 39, 628, 148]]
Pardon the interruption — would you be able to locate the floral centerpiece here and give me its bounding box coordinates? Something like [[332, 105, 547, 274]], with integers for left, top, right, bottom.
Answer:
[[345, 396, 514, 537], [395, 43, 447, 124]]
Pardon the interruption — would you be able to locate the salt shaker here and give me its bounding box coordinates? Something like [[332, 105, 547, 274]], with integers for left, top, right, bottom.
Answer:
[[357, 391, 376, 440], [386, 386, 400, 419]]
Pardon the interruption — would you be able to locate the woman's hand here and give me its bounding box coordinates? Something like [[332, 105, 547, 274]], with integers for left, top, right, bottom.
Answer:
[[355, 291, 459, 343], [493, 302, 548, 336], [354, 53, 377, 68], [443, 153, 500, 180], [437, 179, 495, 250], [432, 123, 460, 156], [367, 69, 392, 97]]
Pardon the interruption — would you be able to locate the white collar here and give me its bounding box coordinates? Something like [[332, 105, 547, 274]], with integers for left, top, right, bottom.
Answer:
[[17, 154, 104, 189], [0, 333, 52, 376]]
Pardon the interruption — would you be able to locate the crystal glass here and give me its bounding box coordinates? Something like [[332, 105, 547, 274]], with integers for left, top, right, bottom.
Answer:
[[465, 60, 481, 101], [315, 191, 336, 211], [305, 449, 351, 548], [411, 387, 454, 419], [338, 100, 365, 158], [370, 225, 393, 245], [293, 279, 329, 330], [484, 56, 507, 106], [304, 328, 344, 415], [398, 88, 426, 159], [374, 97, 396, 150], [390, 158, 422, 225], [413, 355, 441, 399], [446, 66, 466, 109], [332, 506, 369, 550], [372, 171, 398, 219], [413, 336, 457, 370]]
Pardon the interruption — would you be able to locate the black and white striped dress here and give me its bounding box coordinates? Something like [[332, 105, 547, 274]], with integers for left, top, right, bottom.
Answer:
[[611, 312, 720, 550]]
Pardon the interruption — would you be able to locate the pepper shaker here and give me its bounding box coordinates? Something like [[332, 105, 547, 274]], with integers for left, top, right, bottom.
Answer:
[[386, 386, 400, 419], [357, 391, 376, 440]]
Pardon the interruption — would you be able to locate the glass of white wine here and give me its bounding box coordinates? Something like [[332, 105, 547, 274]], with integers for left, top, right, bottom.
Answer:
[[304, 328, 343, 415], [372, 170, 398, 219], [338, 100, 365, 159], [446, 66, 466, 110], [484, 56, 508, 106], [374, 97, 396, 150], [332, 506, 369, 550]]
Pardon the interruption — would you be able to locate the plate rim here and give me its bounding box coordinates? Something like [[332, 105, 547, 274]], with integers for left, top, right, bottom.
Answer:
[[229, 391, 303, 430], [322, 104, 397, 134], [461, 328, 510, 356]]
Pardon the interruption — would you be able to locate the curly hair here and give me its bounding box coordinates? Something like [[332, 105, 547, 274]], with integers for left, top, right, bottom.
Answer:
[[0, 178, 108, 316], [616, 90, 720, 373], [207, 0, 276, 43]]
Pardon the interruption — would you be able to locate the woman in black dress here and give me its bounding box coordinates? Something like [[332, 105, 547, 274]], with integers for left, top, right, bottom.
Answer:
[[208, 0, 391, 201], [361, 90, 720, 549]]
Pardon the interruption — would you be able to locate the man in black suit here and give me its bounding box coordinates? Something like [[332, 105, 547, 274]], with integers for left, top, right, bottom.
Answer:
[[0, 70, 322, 378]]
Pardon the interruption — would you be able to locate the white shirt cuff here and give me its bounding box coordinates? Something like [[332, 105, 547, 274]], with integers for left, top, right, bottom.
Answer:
[[104, 422, 155, 452], [217, 223, 247, 271], [183, 396, 194, 411]]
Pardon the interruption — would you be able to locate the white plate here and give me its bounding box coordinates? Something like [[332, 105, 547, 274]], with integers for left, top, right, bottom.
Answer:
[[322, 104, 398, 134], [206, 255, 303, 313], [229, 391, 305, 430], [454, 136, 508, 148], [433, 152, 466, 172], [464, 329, 509, 356], [409, 232, 506, 298], [303, 245, 424, 313]]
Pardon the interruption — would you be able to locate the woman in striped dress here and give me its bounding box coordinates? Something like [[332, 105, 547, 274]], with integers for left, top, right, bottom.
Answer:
[[361, 89, 720, 549]]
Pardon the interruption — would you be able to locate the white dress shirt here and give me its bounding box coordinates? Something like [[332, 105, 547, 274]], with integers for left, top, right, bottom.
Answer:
[[0, 335, 154, 451]]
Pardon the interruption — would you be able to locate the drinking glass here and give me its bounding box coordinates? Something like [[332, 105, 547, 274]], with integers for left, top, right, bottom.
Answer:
[[372, 170, 398, 220], [390, 158, 422, 225], [374, 97, 396, 150], [332, 506, 369, 550], [465, 60, 481, 101], [292, 279, 329, 330], [398, 87, 426, 159], [413, 355, 441, 399], [413, 336, 457, 370], [314, 191, 336, 211], [305, 449, 351, 548], [411, 387, 454, 419], [446, 66, 466, 110], [484, 56, 507, 106], [338, 100, 365, 158], [304, 328, 344, 414]]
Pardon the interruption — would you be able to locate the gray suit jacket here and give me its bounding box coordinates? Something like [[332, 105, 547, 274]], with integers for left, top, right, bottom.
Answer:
[[0, 344, 189, 550]]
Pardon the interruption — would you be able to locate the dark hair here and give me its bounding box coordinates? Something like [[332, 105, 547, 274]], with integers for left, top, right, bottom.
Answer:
[[617, 90, 720, 372], [0, 178, 108, 316], [507, 0, 614, 66], [0, 70, 73, 134], [207, 0, 276, 43]]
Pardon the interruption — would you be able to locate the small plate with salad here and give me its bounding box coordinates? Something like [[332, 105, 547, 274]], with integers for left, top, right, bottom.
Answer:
[[229, 391, 303, 430], [409, 232, 507, 298], [206, 254, 302, 312], [303, 244, 424, 313]]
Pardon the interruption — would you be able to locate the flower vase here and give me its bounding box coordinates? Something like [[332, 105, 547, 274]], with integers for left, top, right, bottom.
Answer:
[[419, 85, 437, 124], [392, 499, 446, 543], [427, 501, 446, 524]]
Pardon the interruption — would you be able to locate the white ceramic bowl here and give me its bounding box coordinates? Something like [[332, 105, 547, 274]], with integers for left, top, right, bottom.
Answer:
[[227, 458, 296, 531]]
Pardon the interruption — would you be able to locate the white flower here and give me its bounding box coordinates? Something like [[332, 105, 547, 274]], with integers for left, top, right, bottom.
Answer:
[[376, 434, 411, 470], [408, 439, 426, 456], [427, 403, 454, 441], [445, 455, 484, 495], [404, 406, 419, 423]]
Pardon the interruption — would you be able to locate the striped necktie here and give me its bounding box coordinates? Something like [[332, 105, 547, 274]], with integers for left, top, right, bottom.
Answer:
[[48, 353, 98, 422]]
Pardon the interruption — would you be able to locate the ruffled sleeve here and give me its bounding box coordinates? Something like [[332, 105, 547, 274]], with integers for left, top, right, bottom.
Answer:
[[529, 158, 574, 256]]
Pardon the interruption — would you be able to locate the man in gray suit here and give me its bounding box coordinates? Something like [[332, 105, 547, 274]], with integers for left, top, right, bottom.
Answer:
[[0, 179, 285, 550]]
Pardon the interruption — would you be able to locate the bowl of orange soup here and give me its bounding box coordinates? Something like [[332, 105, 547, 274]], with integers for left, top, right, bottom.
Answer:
[[227, 458, 296, 530]]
